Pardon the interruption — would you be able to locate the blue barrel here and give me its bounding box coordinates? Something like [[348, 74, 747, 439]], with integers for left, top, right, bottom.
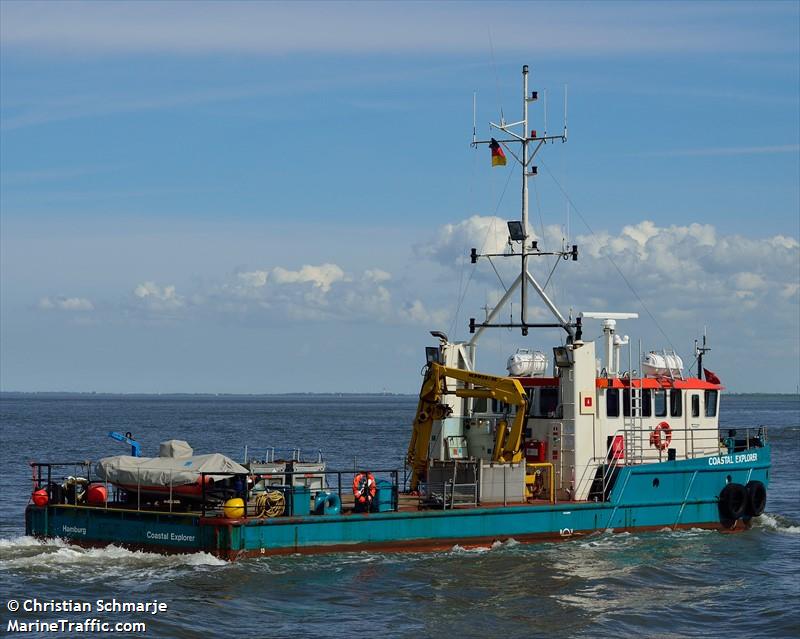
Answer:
[[374, 480, 397, 513], [274, 485, 311, 517], [291, 486, 311, 516]]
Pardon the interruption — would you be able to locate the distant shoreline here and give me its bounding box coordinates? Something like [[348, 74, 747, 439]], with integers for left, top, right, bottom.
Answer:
[[0, 391, 416, 398], [1, 391, 797, 399]]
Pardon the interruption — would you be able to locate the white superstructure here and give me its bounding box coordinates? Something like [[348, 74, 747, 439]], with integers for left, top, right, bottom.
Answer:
[[415, 65, 723, 505]]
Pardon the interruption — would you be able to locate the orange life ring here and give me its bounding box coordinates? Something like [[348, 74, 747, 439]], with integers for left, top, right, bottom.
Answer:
[[352, 472, 377, 504], [649, 421, 672, 451]]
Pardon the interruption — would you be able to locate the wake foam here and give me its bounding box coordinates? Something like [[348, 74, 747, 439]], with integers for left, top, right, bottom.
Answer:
[[450, 544, 490, 554], [578, 531, 638, 550], [754, 513, 800, 534], [0, 535, 67, 549], [450, 537, 520, 554], [450, 538, 519, 554], [0, 536, 226, 573]]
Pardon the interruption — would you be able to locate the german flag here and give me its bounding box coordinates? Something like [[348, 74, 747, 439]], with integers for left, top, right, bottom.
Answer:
[[490, 138, 506, 166]]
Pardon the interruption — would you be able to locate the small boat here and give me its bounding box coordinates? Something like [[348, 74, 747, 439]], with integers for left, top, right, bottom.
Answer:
[[25, 65, 770, 559], [94, 440, 248, 502]]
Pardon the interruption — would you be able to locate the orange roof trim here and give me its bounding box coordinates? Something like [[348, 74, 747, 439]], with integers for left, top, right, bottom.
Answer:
[[596, 377, 723, 391]]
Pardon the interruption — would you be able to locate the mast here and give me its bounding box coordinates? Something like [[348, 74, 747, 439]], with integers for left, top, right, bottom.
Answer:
[[695, 331, 711, 379], [469, 65, 575, 345], [521, 65, 530, 327]]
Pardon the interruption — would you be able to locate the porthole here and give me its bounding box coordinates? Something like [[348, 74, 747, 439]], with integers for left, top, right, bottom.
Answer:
[[652, 478, 660, 488]]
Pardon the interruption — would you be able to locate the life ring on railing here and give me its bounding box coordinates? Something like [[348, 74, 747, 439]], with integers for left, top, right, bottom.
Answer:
[[649, 421, 672, 451], [352, 472, 377, 504]]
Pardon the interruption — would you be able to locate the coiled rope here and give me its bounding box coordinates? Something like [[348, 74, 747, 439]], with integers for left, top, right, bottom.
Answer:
[[252, 491, 285, 518]]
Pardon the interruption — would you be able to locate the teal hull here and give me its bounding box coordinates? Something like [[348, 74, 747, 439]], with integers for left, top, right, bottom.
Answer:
[[26, 448, 770, 559]]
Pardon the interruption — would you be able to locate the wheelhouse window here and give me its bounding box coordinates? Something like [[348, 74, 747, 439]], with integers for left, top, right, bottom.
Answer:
[[691, 394, 700, 418], [606, 389, 620, 418], [532, 387, 560, 418], [491, 399, 509, 413], [704, 390, 718, 417], [472, 397, 488, 414], [654, 390, 667, 417], [669, 390, 682, 417], [623, 388, 654, 417], [641, 389, 652, 417]]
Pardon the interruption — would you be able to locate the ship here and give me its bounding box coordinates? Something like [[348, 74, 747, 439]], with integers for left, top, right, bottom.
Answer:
[[25, 65, 770, 559]]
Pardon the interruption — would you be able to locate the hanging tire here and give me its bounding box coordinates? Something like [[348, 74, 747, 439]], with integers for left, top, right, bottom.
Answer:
[[719, 483, 747, 521], [745, 480, 767, 518]]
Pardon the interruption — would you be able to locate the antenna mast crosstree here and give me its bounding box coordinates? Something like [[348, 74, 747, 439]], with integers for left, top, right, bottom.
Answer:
[[469, 65, 577, 344]]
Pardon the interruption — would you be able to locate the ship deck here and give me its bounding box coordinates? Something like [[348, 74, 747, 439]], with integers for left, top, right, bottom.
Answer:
[[26, 447, 772, 559], [40, 492, 563, 520]]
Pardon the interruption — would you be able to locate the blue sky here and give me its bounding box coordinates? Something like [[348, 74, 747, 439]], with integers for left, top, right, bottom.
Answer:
[[1, 1, 798, 393]]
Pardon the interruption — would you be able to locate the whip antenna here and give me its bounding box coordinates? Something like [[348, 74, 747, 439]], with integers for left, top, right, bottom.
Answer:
[[472, 91, 477, 145], [544, 89, 548, 139]]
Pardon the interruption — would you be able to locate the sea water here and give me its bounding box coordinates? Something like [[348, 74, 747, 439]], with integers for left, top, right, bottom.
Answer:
[[1, 394, 798, 638]]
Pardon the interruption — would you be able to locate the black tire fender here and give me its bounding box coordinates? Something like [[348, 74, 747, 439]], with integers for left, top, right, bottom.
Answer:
[[745, 480, 767, 517], [719, 482, 747, 521]]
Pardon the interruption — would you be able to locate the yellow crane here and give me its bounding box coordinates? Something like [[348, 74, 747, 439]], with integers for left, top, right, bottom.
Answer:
[[406, 362, 528, 491]]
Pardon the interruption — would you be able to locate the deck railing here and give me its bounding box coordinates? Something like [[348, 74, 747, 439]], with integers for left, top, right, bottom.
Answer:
[[421, 481, 479, 509], [416, 459, 554, 509], [29, 462, 402, 517], [575, 425, 768, 502]]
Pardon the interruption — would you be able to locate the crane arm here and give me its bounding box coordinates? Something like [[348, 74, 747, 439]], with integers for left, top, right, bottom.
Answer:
[[407, 363, 527, 491]]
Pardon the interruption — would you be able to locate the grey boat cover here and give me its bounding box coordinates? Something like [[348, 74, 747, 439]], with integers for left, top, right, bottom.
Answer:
[[159, 439, 193, 458], [95, 453, 248, 488]]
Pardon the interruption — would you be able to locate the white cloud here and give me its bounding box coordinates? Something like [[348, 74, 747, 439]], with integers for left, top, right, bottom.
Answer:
[[572, 222, 798, 320], [236, 264, 345, 294], [418, 215, 799, 351], [781, 283, 800, 299], [364, 268, 391, 283], [732, 272, 766, 291], [236, 270, 269, 288], [216, 262, 445, 325], [620, 220, 659, 251], [133, 281, 184, 312], [22, 217, 798, 391], [418, 215, 515, 266], [270, 263, 345, 293], [38, 296, 94, 311], [399, 300, 450, 327], [35, 218, 796, 376]]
